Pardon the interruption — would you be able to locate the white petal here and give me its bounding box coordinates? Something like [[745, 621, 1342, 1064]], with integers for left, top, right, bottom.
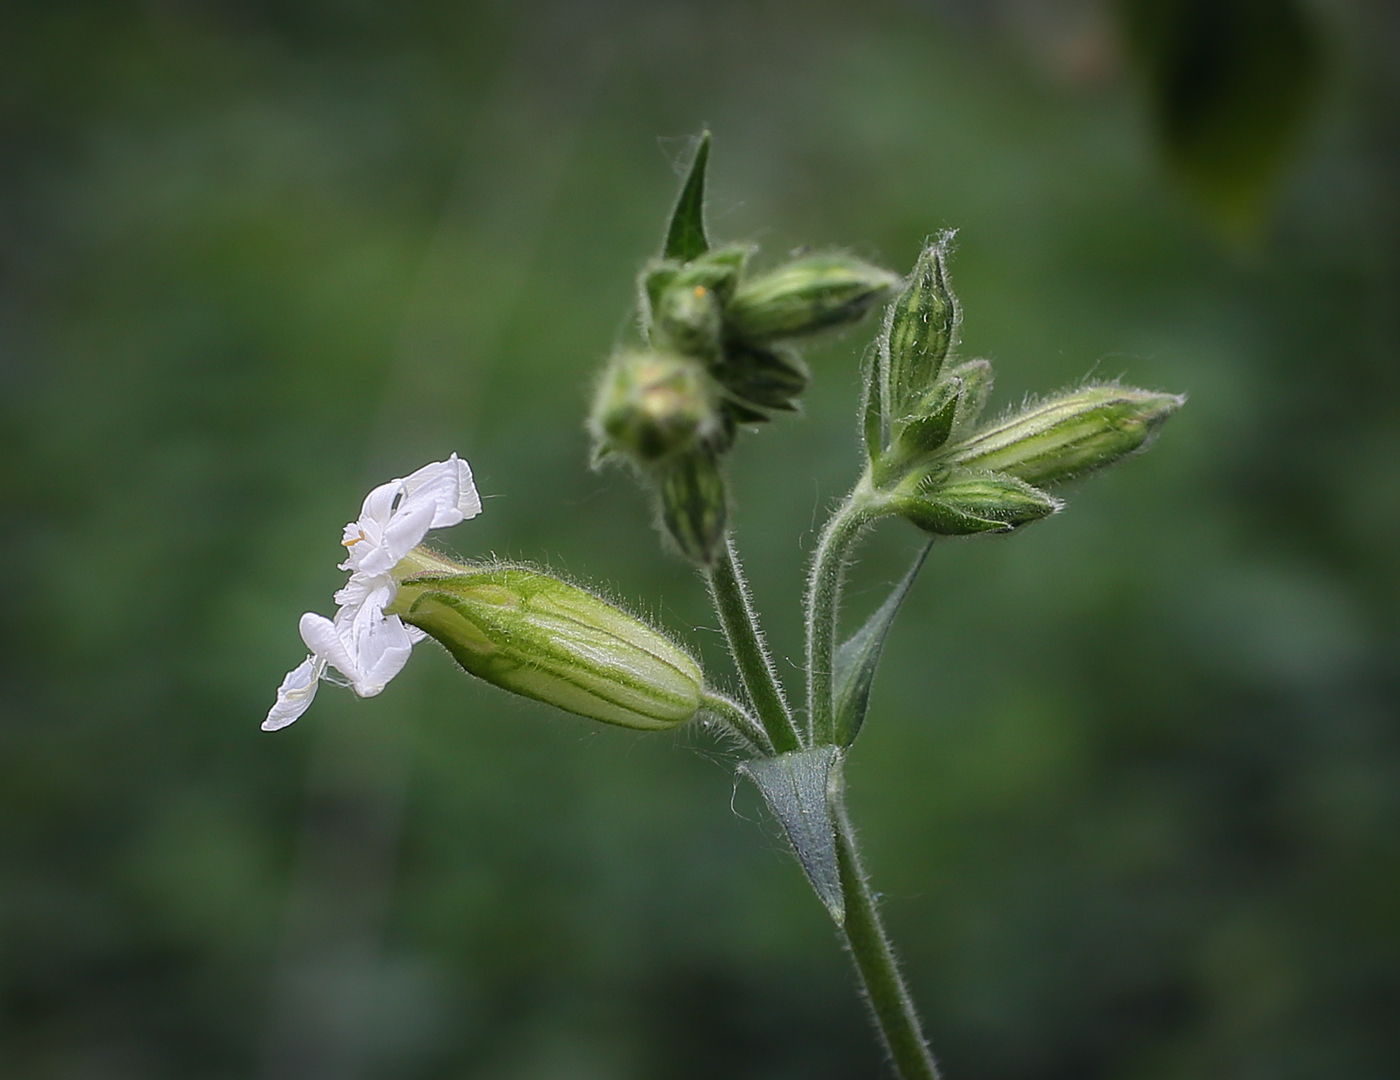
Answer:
[[263, 655, 325, 731], [339, 480, 399, 572], [451, 455, 483, 521], [402, 454, 481, 528], [361, 499, 436, 576], [351, 614, 416, 696], [300, 611, 362, 685], [358, 479, 402, 531], [333, 570, 389, 610], [338, 580, 394, 653]]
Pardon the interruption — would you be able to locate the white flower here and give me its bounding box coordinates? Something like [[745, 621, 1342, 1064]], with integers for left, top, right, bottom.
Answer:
[[263, 454, 481, 732]]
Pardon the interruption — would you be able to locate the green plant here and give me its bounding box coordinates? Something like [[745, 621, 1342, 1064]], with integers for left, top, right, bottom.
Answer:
[[264, 133, 1183, 1079]]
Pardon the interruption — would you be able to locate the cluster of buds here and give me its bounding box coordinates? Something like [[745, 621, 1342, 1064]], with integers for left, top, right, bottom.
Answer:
[[590, 135, 898, 564], [862, 232, 1184, 534]]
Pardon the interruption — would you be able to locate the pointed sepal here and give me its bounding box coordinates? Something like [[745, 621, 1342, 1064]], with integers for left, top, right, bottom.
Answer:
[[741, 746, 846, 923], [663, 131, 711, 262]]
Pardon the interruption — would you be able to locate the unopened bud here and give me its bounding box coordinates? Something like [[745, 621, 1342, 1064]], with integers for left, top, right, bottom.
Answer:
[[678, 244, 752, 300], [658, 449, 727, 565], [892, 470, 1061, 535], [948, 384, 1184, 486], [389, 564, 703, 731], [590, 351, 718, 464], [641, 245, 753, 331], [711, 343, 809, 415], [884, 233, 959, 417], [726, 255, 899, 342], [653, 277, 723, 358]]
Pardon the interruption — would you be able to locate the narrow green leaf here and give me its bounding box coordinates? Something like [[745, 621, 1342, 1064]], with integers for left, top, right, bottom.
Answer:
[[741, 746, 845, 923], [833, 539, 932, 747], [663, 131, 711, 262]]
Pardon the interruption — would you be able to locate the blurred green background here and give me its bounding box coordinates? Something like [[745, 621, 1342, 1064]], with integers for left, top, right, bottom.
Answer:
[[3, 1, 1398, 1077]]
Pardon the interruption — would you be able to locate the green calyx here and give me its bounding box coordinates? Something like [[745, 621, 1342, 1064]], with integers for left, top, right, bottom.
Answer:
[[882, 231, 959, 419], [388, 561, 703, 732], [725, 255, 900, 344], [589, 350, 722, 466], [658, 448, 728, 565], [889, 469, 1062, 536], [947, 384, 1186, 486]]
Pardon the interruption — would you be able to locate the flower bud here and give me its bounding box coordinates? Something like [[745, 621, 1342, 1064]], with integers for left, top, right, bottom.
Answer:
[[711, 343, 809, 415], [725, 255, 899, 342], [658, 449, 727, 565], [589, 351, 719, 464], [679, 244, 753, 301], [948, 384, 1185, 486], [653, 276, 723, 358], [884, 233, 959, 418], [641, 245, 753, 330], [892, 470, 1061, 536], [389, 565, 703, 731]]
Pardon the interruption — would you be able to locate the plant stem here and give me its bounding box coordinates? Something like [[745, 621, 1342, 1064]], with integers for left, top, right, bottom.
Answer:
[[805, 481, 879, 745], [834, 797, 941, 1080], [706, 535, 803, 754], [699, 689, 774, 755]]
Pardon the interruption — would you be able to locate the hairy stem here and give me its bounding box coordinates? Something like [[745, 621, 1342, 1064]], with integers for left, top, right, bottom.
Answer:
[[805, 481, 880, 745], [706, 535, 803, 754], [699, 688, 774, 755], [835, 798, 941, 1080]]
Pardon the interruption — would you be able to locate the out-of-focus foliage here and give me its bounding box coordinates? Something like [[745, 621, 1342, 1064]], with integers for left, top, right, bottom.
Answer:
[[1, 1, 1398, 1079], [1117, 0, 1324, 235]]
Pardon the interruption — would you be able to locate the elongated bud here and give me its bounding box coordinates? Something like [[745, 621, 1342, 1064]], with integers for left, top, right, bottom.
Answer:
[[389, 564, 703, 731], [892, 470, 1061, 535], [658, 449, 727, 565], [948, 384, 1185, 486], [711, 343, 809, 415], [589, 351, 719, 464], [726, 255, 899, 342], [884, 233, 959, 417]]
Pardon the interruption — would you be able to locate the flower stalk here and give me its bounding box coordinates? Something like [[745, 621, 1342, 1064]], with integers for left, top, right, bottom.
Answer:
[[707, 535, 804, 754], [805, 481, 883, 746], [834, 795, 942, 1080]]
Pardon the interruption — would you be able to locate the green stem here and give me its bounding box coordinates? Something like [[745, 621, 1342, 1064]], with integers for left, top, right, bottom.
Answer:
[[805, 481, 880, 745], [835, 799, 941, 1080], [699, 688, 774, 755], [706, 535, 803, 754]]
